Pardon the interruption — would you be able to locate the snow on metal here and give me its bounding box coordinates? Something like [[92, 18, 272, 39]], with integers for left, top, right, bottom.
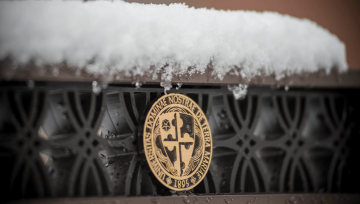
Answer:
[[0, 1, 347, 87]]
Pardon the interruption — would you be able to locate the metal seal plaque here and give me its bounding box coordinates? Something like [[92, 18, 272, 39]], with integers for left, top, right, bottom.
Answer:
[[142, 93, 212, 191]]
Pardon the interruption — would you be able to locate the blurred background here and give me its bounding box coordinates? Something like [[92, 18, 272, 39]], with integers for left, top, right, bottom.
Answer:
[[125, 0, 360, 69]]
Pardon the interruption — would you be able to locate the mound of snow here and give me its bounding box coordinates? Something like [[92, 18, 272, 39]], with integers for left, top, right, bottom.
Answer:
[[0, 1, 347, 86]]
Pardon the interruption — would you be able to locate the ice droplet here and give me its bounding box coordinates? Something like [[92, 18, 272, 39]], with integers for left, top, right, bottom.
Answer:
[[183, 196, 190, 203], [135, 82, 142, 89], [27, 80, 34, 89], [105, 159, 115, 168], [224, 197, 233, 204], [288, 196, 298, 204], [102, 83, 108, 89], [176, 82, 183, 90], [228, 84, 248, 100], [151, 198, 160, 204]]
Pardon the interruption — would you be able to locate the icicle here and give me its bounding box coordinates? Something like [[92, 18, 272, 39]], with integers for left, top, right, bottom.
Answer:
[[92, 81, 101, 94], [160, 81, 172, 95]]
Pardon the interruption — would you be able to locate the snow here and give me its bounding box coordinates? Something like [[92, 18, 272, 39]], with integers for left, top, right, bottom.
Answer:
[[92, 81, 108, 95], [0, 1, 348, 88], [176, 83, 183, 90], [228, 84, 248, 100]]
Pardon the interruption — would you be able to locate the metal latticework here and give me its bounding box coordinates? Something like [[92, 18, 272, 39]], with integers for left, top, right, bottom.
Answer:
[[0, 82, 359, 202]]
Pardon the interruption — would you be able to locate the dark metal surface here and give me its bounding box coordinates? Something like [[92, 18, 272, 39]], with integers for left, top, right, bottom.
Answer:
[[0, 82, 359, 203], [7, 194, 360, 204]]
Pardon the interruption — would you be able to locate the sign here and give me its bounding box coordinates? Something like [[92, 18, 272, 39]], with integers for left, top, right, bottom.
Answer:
[[142, 93, 212, 191]]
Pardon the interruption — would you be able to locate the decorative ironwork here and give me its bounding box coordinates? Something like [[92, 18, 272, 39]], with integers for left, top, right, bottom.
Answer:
[[0, 83, 358, 202]]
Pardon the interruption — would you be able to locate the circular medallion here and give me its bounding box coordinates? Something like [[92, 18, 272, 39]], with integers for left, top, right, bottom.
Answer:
[[142, 93, 213, 191]]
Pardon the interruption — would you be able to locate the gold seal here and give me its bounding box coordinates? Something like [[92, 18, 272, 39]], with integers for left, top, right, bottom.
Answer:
[[143, 93, 213, 191]]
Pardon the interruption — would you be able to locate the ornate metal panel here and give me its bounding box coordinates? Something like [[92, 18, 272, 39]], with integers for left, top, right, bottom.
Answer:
[[0, 82, 359, 202]]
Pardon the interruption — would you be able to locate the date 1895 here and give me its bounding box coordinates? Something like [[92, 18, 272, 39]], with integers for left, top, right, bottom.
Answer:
[[173, 179, 190, 188]]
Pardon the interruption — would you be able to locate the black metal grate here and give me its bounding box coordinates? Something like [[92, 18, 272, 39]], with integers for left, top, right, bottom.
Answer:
[[0, 82, 359, 202]]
